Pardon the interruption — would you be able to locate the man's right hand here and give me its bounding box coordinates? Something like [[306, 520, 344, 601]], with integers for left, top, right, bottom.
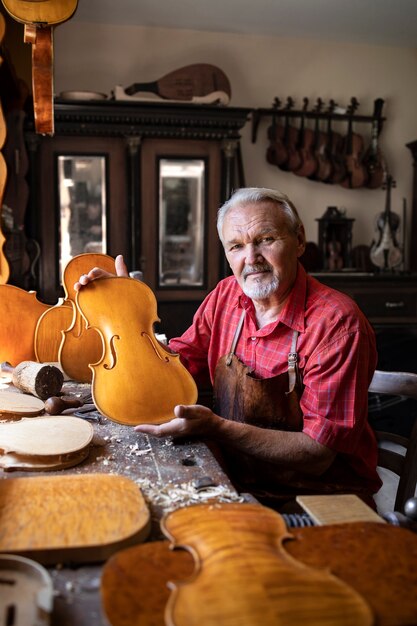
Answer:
[[73, 254, 129, 291]]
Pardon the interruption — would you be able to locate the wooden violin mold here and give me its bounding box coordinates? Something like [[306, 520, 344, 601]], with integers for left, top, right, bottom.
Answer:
[[76, 276, 198, 425]]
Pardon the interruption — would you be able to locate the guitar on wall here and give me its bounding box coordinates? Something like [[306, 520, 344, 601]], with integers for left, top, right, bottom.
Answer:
[[1, 0, 79, 135]]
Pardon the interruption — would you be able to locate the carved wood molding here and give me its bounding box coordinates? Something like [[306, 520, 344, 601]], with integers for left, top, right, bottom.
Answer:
[[25, 100, 251, 141]]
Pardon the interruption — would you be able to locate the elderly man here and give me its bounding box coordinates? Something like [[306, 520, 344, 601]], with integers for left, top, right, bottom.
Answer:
[[75, 187, 381, 508]]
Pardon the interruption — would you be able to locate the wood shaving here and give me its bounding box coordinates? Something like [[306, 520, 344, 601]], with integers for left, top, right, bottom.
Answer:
[[135, 477, 244, 514]]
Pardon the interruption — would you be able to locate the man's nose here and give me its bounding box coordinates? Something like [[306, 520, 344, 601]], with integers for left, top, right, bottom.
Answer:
[[246, 243, 263, 264]]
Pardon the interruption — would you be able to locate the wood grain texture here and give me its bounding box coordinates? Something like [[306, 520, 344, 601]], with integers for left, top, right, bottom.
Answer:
[[0, 415, 93, 456], [76, 276, 198, 425], [0, 474, 150, 564], [34, 299, 73, 363], [101, 520, 417, 626], [161, 503, 373, 626], [0, 285, 50, 366], [6, 360, 64, 399], [0, 446, 89, 471], [296, 494, 384, 525], [2, 0, 78, 25], [59, 253, 116, 383], [0, 389, 45, 417]]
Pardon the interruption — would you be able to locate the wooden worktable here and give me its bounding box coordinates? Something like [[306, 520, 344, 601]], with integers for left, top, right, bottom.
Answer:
[[0, 381, 241, 625]]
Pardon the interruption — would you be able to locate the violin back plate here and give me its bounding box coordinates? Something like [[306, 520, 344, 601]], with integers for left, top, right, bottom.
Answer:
[[76, 276, 198, 425], [0, 389, 45, 417], [0, 474, 151, 564], [0, 285, 50, 366], [0, 415, 93, 471], [161, 503, 373, 626], [102, 516, 417, 626]]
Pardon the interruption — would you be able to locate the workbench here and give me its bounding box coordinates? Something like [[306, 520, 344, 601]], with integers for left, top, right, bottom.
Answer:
[[2, 382, 417, 626], [0, 381, 241, 626]]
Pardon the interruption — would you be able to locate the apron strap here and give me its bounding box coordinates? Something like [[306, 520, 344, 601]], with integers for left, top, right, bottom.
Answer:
[[225, 311, 300, 393], [226, 310, 246, 365], [286, 329, 300, 394]]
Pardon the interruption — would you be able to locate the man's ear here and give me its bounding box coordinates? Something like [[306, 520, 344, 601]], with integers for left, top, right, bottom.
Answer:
[[296, 225, 307, 258]]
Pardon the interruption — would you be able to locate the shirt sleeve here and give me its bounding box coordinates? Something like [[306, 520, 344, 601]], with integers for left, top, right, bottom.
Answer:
[[168, 296, 214, 387], [301, 324, 377, 454]]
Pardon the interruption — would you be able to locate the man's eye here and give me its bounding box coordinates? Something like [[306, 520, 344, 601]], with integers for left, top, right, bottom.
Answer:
[[229, 244, 242, 251], [261, 237, 274, 243]]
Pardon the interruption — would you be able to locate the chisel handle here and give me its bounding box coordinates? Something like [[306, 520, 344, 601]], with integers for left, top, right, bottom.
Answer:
[[44, 396, 83, 415]]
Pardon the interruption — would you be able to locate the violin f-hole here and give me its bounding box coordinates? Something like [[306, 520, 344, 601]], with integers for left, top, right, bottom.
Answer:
[[141, 332, 170, 363], [104, 334, 120, 370]]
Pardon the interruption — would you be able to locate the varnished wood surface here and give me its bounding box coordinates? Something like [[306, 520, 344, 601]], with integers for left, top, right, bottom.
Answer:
[[76, 276, 198, 424], [161, 503, 372, 626], [58, 253, 116, 382], [0, 284, 50, 365], [101, 522, 417, 626]]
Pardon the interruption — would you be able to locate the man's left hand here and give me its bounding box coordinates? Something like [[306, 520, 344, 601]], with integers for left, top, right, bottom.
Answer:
[[133, 404, 221, 438]]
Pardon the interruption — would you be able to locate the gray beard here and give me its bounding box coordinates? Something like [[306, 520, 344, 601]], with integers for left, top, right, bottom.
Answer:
[[242, 272, 279, 300]]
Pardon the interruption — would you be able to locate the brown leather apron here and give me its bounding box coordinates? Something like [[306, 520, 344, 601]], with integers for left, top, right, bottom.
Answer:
[[212, 310, 373, 508]]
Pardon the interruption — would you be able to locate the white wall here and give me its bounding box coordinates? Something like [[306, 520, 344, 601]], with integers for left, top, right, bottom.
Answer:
[[54, 21, 417, 263]]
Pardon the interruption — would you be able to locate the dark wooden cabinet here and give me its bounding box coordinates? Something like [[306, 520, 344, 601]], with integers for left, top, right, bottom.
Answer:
[[25, 99, 250, 337], [311, 272, 417, 326], [406, 139, 417, 273]]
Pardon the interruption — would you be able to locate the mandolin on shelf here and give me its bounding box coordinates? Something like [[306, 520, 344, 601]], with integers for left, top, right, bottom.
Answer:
[[370, 174, 403, 270], [123, 63, 231, 102]]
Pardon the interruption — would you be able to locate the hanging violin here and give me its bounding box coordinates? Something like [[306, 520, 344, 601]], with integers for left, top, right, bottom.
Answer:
[[341, 98, 368, 189], [369, 174, 403, 270], [76, 276, 197, 425], [362, 98, 386, 189]]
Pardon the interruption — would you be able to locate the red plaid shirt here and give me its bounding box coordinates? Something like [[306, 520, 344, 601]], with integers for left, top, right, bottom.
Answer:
[[170, 263, 381, 491]]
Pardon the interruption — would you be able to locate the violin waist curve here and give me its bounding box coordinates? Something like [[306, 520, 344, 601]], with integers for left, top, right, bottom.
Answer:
[[76, 276, 198, 425]]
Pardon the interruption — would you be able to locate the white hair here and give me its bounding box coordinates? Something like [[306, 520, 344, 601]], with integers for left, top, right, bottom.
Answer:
[[217, 187, 303, 244]]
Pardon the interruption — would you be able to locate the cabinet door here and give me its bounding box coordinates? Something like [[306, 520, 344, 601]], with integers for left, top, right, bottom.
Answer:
[[37, 136, 128, 302], [140, 138, 222, 303]]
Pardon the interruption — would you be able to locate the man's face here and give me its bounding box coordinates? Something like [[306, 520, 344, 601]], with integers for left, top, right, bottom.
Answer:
[[222, 201, 306, 303]]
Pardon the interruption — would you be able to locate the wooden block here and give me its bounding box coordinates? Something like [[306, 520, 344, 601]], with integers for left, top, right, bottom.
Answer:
[[0, 474, 151, 564], [296, 494, 384, 525]]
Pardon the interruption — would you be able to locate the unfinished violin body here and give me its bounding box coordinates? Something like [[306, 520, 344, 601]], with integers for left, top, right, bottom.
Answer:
[[76, 276, 198, 425], [57, 253, 115, 382], [161, 503, 373, 626], [0, 285, 50, 365]]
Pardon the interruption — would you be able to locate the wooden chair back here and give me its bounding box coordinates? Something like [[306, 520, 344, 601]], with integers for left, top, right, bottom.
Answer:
[[369, 370, 417, 512]]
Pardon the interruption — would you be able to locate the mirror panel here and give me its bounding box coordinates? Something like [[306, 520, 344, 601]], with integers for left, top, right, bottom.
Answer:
[[58, 155, 107, 278], [158, 158, 205, 288]]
